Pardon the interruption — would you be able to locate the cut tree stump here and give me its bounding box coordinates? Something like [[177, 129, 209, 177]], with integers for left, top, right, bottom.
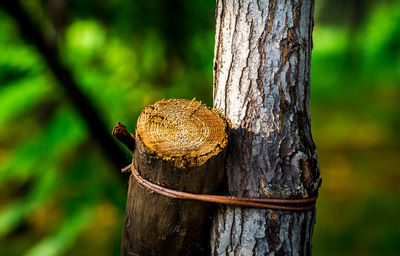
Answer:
[[118, 99, 230, 256]]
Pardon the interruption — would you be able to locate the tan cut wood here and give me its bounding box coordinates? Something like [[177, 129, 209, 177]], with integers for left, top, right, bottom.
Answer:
[[119, 99, 230, 256]]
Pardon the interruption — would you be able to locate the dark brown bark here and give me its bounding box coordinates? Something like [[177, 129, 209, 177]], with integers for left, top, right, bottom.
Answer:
[[112, 122, 136, 152], [120, 99, 230, 256]]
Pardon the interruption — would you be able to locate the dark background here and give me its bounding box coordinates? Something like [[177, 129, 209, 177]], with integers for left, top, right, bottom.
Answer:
[[0, 0, 399, 255]]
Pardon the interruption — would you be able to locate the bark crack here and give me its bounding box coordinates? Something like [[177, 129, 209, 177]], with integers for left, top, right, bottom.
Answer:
[[212, 0, 319, 255]]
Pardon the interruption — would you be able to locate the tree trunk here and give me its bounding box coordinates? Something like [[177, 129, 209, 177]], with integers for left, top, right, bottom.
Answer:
[[211, 0, 321, 255], [121, 99, 230, 256]]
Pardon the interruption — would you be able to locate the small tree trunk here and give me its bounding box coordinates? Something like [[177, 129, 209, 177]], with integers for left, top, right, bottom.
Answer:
[[211, 0, 321, 255], [121, 99, 230, 256]]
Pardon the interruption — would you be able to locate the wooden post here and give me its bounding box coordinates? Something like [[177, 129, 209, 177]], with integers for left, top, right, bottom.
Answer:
[[116, 99, 230, 256]]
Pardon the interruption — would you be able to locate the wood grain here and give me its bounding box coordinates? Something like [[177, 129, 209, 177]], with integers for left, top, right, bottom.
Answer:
[[121, 99, 230, 256]]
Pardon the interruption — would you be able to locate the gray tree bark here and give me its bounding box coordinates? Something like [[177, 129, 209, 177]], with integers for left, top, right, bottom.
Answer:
[[211, 0, 321, 255]]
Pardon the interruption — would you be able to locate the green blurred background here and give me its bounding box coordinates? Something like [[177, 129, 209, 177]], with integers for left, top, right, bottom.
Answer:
[[0, 0, 399, 255]]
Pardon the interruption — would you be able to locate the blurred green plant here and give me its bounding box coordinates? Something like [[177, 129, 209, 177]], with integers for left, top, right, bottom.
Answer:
[[0, 0, 399, 255]]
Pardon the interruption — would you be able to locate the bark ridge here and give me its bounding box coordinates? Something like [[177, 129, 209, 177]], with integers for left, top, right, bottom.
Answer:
[[212, 0, 320, 255]]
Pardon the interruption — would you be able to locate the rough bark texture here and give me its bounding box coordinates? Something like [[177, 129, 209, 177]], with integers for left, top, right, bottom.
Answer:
[[121, 99, 230, 256], [211, 0, 321, 255]]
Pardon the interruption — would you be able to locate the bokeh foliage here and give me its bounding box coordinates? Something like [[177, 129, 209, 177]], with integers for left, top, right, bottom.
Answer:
[[0, 0, 399, 255]]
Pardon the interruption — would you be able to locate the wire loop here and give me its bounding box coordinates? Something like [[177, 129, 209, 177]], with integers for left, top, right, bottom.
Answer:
[[127, 164, 317, 211]]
